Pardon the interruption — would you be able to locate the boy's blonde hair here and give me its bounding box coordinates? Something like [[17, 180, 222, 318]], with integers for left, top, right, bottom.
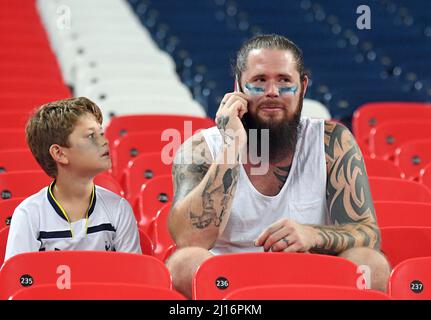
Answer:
[[26, 97, 103, 178]]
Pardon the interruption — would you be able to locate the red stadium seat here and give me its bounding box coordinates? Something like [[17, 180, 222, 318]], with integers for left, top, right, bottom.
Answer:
[[0, 94, 72, 111], [0, 112, 32, 130], [138, 228, 154, 256], [0, 171, 51, 200], [0, 79, 70, 98], [0, 129, 27, 151], [105, 114, 215, 147], [110, 131, 176, 181], [352, 102, 431, 156], [419, 163, 431, 190], [0, 64, 64, 83], [369, 120, 431, 160], [369, 177, 431, 203], [388, 257, 431, 300], [121, 152, 172, 203], [0, 55, 59, 78], [0, 226, 9, 266], [0, 38, 52, 51], [394, 139, 431, 180], [0, 251, 172, 300], [147, 204, 174, 261], [162, 244, 177, 263], [0, 149, 40, 173], [0, 198, 25, 229], [10, 283, 186, 300], [374, 201, 431, 228], [0, 0, 70, 154], [381, 227, 431, 268], [94, 173, 124, 197], [109, 116, 214, 180], [133, 175, 173, 231], [192, 252, 361, 300], [224, 284, 390, 300], [364, 157, 403, 178]]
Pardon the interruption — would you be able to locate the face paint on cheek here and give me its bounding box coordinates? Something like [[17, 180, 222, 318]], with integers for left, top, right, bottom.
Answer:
[[278, 85, 298, 96], [245, 83, 299, 96], [245, 83, 265, 96]]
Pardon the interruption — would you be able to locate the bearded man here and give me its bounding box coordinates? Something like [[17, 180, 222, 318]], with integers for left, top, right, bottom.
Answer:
[[167, 34, 390, 299]]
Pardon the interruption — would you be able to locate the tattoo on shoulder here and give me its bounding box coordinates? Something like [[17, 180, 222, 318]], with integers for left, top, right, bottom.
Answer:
[[319, 121, 380, 252], [172, 133, 212, 201]]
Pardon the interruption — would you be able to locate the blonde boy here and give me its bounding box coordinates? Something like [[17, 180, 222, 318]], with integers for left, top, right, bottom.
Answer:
[[5, 97, 141, 261]]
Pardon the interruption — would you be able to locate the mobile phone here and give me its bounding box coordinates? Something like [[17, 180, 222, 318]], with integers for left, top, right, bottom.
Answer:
[[234, 75, 242, 93]]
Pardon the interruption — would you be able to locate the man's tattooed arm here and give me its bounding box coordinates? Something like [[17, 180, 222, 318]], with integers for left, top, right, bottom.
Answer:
[[216, 115, 235, 146], [169, 131, 241, 249], [309, 121, 381, 255]]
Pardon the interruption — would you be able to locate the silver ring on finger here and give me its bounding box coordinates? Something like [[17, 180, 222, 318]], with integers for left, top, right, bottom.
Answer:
[[282, 237, 289, 246]]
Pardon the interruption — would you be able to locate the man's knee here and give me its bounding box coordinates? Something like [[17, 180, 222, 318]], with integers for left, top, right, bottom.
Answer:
[[166, 246, 213, 298], [339, 247, 391, 292]]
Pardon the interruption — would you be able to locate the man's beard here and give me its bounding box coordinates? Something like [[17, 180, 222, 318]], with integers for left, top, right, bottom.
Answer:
[[242, 94, 303, 163]]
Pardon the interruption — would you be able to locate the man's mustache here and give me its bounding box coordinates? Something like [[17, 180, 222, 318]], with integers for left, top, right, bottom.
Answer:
[[257, 99, 287, 108]]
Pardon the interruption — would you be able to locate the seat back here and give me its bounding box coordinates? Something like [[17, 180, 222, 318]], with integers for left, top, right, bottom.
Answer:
[[105, 114, 214, 145], [381, 227, 431, 268], [94, 173, 124, 196], [419, 163, 431, 190], [0, 226, 9, 265], [388, 257, 431, 300], [148, 204, 174, 261], [138, 228, 154, 256], [121, 152, 172, 203], [0, 251, 172, 299], [0, 149, 40, 173], [108, 115, 214, 179], [134, 175, 173, 231], [192, 252, 360, 300], [0, 112, 32, 130], [0, 198, 24, 229], [0, 171, 51, 200], [0, 129, 28, 151], [352, 102, 431, 155], [364, 157, 403, 178], [110, 131, 176, 180], [394, 139, 431, 180], [224, 284, 390, 300], [369, 177, 431, 203], [0, 80, 70, 98], [374, 201, 431, 227], [0, 93, 71, 112], [10, 283, 186, 300], [369, 120, 431, 160]]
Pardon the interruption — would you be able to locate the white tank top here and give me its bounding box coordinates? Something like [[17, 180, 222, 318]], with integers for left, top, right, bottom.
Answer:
[[201, 117, 330, 255]]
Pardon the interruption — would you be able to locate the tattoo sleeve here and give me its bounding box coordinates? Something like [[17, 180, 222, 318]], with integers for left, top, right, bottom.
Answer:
[[310, 121, 381, 255], [169, 131, 241, 248]]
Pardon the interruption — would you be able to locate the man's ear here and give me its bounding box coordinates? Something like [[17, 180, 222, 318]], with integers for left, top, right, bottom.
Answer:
[[301, 75, 309, 98], [49, 144, 69, 165]]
